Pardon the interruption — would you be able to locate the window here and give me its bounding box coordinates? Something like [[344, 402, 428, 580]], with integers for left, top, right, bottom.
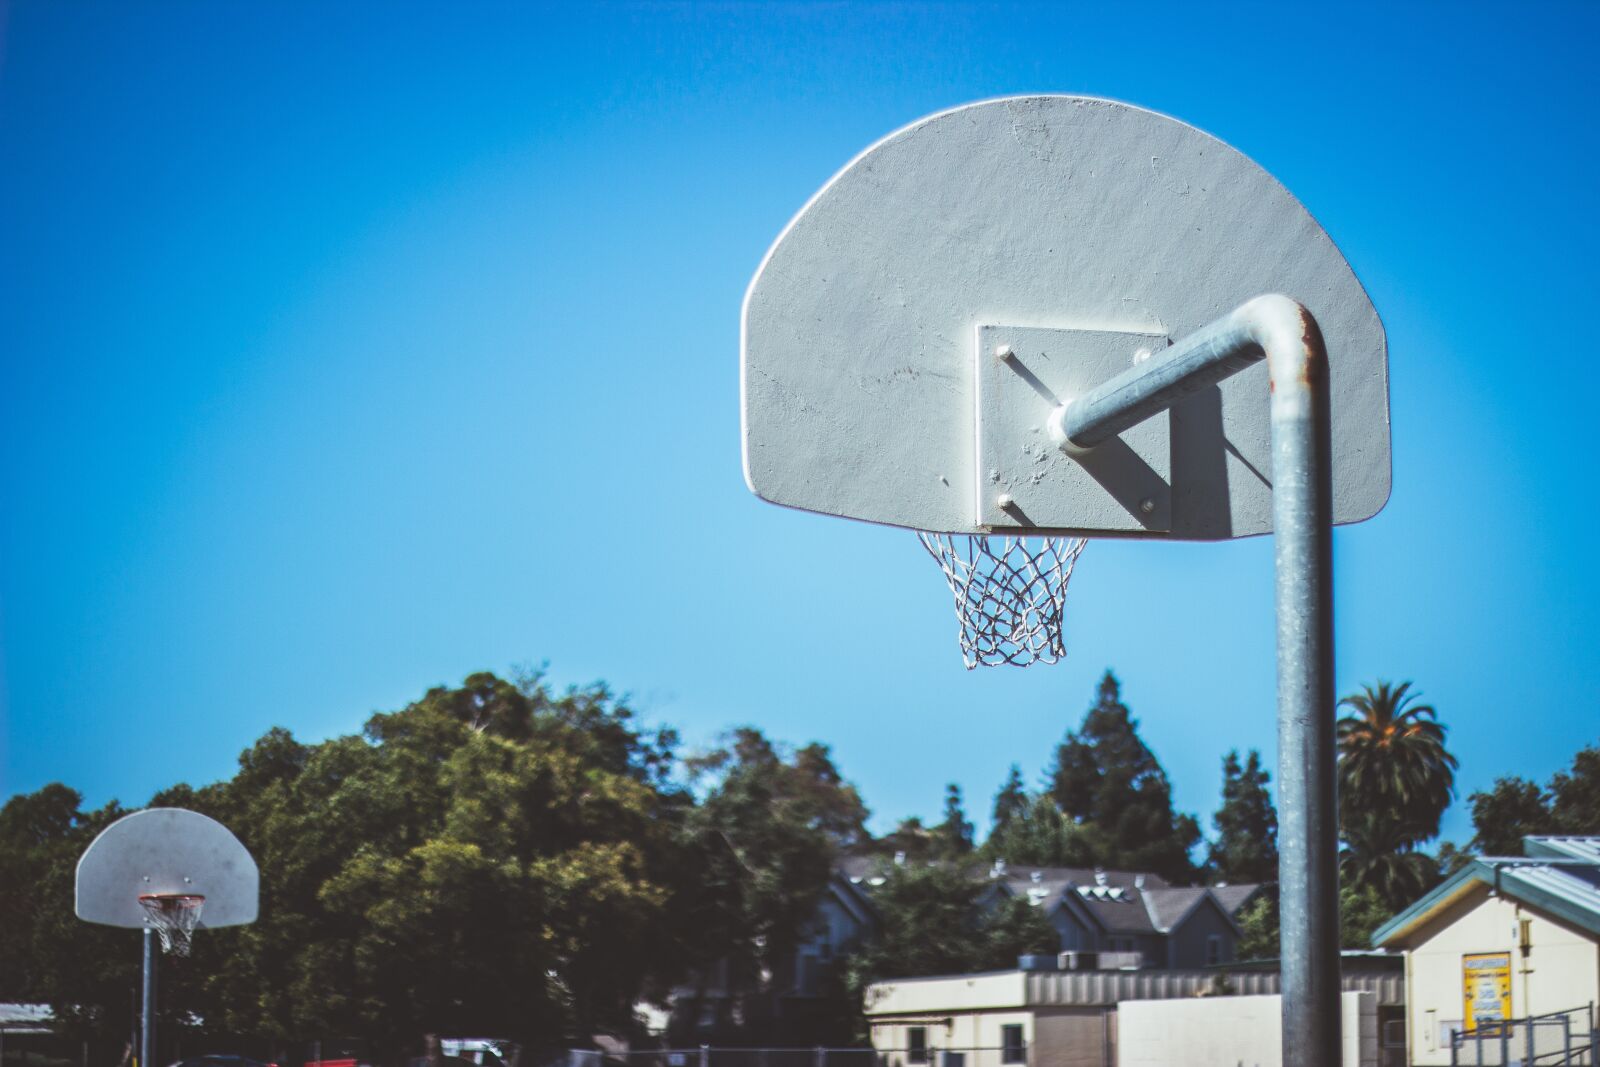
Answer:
[[1001, 1024, 1025, 1064], [908, 1028, 927, 1064], [1205, 934, 1223, 966], [942, 1054, 963, 1067]]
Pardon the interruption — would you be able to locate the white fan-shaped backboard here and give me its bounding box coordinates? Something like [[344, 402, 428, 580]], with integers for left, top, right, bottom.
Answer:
[[76, 808, 259, 929], [741, 95, 1390, 539]]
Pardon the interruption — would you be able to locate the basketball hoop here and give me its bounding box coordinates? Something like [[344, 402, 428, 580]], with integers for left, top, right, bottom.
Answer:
[[139, 893, 205, 956], [917, 533, 1086, 668]]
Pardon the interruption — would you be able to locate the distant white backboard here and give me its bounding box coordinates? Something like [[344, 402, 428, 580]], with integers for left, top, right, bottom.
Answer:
[[741, 96, 1390, 539], [76, 808, 259, 929]]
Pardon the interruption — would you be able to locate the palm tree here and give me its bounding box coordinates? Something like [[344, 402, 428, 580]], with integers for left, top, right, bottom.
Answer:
[[1339, 811, 1440, 911], [1337, 680, 1457, 845]]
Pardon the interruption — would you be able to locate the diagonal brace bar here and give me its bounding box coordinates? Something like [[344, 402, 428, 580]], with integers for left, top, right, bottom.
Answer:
[[1054, 294, 1340, 1067]]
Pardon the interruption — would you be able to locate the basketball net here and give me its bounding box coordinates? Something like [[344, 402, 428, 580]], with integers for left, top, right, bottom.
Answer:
[[139, 894, 205, 956], [917, 533, 1086, 668]]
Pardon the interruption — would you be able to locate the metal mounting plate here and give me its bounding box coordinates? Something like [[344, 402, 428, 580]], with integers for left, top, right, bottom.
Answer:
[[976, 324, 1170, 532]]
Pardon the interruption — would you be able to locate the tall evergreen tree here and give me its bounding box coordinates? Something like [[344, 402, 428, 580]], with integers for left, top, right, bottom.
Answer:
[[1049, 671, 1200, 881], [1208, 749, 1278, 883], [991, 765, 1029, 837], [936, 783, 975, 857]]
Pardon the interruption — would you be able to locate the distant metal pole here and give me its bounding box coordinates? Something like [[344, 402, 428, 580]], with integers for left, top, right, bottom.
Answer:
[[141, 929, 157, 1067], [1059, 294, 1339, 1066]]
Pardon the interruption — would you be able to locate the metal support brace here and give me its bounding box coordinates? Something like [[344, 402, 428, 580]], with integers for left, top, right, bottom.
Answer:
[[1057, 294, 1339, 1066]]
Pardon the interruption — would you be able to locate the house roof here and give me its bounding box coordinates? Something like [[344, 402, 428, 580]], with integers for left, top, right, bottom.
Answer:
[[836, 855, 1257, 940], [1372, 835, 1600, 948], [1140, 887, 1209, 931], [1210, 883, 1263, 916], [1526, 836, 1600, 863]]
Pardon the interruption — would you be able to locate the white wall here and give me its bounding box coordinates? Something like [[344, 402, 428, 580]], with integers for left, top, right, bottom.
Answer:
[[866, 974, 1032, 1067], [1116, 992, 1376, 1067], [866, 973, 1029, 1017]]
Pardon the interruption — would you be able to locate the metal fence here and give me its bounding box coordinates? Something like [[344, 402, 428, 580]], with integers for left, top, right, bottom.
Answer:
[[1451, 1005, 1599, 1065], [550, 1048, 1018, 1067]]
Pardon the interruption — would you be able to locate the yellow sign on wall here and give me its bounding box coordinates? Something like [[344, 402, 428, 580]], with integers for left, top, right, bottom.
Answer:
[[1462, 952, 1513, 1030]]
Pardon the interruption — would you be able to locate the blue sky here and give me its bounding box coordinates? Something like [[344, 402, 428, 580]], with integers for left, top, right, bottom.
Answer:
[[2, 1, 1596, 851]]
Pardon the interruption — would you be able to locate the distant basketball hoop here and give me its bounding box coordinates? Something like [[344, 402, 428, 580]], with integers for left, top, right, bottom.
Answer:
[[78, 808, 259, 1067]]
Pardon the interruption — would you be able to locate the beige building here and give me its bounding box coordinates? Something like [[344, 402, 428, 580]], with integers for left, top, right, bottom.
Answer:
[[1373, 835, 1600, 1066], [864, 964, 1403, 1067]]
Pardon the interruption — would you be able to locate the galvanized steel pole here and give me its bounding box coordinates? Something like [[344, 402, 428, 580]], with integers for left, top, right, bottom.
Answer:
[[1057, 294, 1340, 1066], [141, 929, 157, 1067]]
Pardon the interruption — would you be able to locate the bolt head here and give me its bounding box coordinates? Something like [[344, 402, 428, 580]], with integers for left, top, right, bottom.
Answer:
[[994, 344, 1015, 361], [1139, 497, 1156, 514], [997, 493, 1015, 509]]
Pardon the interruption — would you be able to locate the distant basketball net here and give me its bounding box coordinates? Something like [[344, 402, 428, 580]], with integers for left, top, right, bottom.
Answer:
[[917, 533, 1086, 668], [139, 893, 205, 956]]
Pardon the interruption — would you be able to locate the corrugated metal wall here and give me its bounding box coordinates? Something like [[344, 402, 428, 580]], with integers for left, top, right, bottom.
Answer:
[[1024, 970, 1404, 1007]]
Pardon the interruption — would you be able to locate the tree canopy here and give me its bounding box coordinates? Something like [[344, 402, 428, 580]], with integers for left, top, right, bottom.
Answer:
[[1208, 749, 1278, 884], [1048, 671, 1200, 881], [1335, 680, 1457, 912], [1, 674, 863, 1061], [1467, 741, 1600, 854]]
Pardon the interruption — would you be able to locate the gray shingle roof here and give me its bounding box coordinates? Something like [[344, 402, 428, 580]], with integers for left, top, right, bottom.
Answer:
[[1138, 886, 1210, 932], [836, 855, 1258, 939], [1210, 883, 1263, 916]]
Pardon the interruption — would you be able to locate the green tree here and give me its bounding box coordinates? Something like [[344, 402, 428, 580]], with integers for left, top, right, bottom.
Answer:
[[1235, 891, 1279, 961], [685, 726, 869, 1017], [1207, 749, 1278, 883], [1340, 883, 1395, 950], [0, 786, 134, 1047], [991, 765, 1028, 837], [977, 895, 1060, 969], [1339, 812, 1439, 912], [7, 671, 702, 1061], [1235, 883, 1396, 956], [982, 792, 1093, 867], [936, 783, 975, 857], [1337, 681, 1457, 843], [1467, 777, 1553, 855], [1049, 671, 1200, 881], [846, 862, 985, 981], [875, 816, 940, 864], [845, 859, 1058, 978], [1550, 743, 1600, 832]]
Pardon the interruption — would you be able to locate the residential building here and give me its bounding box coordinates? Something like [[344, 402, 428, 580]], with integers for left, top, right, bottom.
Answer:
[[1372, 835, 1600, 1066], [864, 960, 1402, 1067], [963, 860, 1260, 969], [666, 854, 1263, 1041]]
